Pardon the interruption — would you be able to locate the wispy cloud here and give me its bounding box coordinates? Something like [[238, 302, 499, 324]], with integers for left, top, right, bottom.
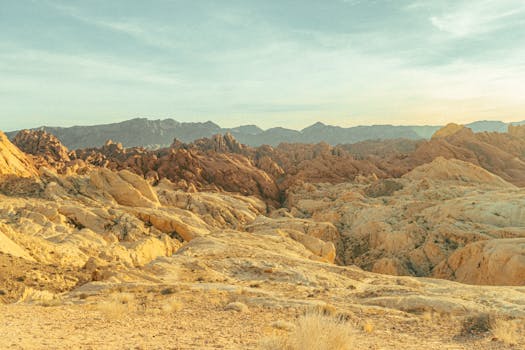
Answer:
[[45, 1, 181, 50], [429, 0, 525, 37], [0, 45, 180, 86]]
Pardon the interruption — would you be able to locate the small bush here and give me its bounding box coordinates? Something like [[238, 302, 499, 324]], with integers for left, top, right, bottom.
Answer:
[[491, 318, 522, 345], [97, 300, 130, 319], [311, 303, 337, 316], [461, 313, 491, 335], [97, 293, 135, 319], [224, 301, 248, 313], [259, 311, 352, 350]]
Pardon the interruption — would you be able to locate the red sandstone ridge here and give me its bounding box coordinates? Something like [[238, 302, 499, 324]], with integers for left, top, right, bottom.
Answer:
[[12, 129, 71, 169], [72, 136, 281, 207], [11, 129, 92, 175]]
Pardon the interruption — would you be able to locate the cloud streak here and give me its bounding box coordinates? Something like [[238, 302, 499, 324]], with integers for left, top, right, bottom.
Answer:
[[45, 1, 182, 50], [429, 0, 525, 37]]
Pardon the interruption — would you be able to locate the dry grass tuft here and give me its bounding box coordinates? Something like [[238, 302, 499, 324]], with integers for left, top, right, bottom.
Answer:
[[311, 303, 337, 316], [97, 293, 136, 319], [258, 336, 289, 350], [259, 311, 352, 350], [161, 296, 183, 313], [271, 320, 295, 331], [224, 301, 249, 313], [491, 318, 522, 345], [113, 292, 135, 304], [97, 300, 130, 319], [38, 298, 63, 307], [362, 319, 374, 333]]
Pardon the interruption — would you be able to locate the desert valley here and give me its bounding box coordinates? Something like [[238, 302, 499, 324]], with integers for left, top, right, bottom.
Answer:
[[3, 0, 525, 348], [0, 121, 524, 349]]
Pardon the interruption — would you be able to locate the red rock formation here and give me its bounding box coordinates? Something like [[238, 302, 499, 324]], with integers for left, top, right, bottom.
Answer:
[[12, 130, 71, 170], [73, 138, 281, 206]]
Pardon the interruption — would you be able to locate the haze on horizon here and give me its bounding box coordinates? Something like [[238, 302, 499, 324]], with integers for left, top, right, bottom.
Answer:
[[1, 0, 525, 132]]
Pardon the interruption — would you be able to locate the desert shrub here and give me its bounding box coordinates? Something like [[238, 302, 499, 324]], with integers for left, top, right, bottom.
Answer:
[[271, 320, 295, 331], [311, 303, 337, 316], [224, 301, 249, 313], [491, 318, 522, 345], [97, 293, 136, 319], [259, 311, 352, 350], [460, 313, 491, 335]]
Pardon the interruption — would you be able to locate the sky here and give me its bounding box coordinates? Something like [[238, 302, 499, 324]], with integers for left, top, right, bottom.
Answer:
[[1, 0, 525, 131]]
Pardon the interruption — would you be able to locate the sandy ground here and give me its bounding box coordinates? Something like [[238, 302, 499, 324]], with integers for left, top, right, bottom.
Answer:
[[0, 284, 520, 350]]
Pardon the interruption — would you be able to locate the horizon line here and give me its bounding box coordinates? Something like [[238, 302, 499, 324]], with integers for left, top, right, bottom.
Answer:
[[3, 116, 525, 133]]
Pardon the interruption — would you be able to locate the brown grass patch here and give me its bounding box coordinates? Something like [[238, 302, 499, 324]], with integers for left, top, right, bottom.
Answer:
[[97, 293, 136, 319], [491, 318, 522, 345], [259, 311, 352, 350]]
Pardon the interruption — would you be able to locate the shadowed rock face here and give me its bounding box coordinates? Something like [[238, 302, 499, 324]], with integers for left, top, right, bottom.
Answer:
[[13, 129, 71, 163], [72, 137, 282, 207]]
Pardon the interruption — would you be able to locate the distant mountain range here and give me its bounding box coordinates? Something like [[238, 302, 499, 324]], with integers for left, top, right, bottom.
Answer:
[[5, 118, 525, 150]]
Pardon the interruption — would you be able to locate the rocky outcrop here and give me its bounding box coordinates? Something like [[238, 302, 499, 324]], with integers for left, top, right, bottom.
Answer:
[[403, 157, 515, 188], [12, 130, 71, 165], [246, 216, 339, 263], [188, 133, 245, 154], [284, 159, 525, 285], [89, 169, 160, 208], [433, 239, 525, 285], [431, 123, 466, 139], [397, 124, 525, 187], [73, 138, 281, 206], [508, 124, 525, 138], [0, 131, 38, 178]]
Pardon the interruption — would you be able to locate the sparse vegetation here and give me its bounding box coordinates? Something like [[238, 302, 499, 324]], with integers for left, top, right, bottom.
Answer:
[[362, 319, 374, 333], [271, 320, 295, 331], [97, 293, 136, 319], [460, 313, 491, 335], [161, 296, 183, 313], [491, 318, 522, 345], [259, 311, 352, 350], [37, 297, 63, 307], [311, 303, 337, 316], [224, 301, 248, 313]]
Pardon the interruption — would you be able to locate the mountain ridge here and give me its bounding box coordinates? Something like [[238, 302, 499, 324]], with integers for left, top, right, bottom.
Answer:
[[5, 117, 525, 149]]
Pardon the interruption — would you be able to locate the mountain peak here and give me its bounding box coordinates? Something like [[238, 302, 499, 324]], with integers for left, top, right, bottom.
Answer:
[[301, 122, 326, 132]]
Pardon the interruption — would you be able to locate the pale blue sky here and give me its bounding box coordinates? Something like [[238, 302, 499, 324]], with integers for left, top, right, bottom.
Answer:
[[1, 0, 525, 131]]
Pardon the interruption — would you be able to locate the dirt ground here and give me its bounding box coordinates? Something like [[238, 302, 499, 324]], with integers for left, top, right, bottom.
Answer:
[[0, 285, 519, 350]]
